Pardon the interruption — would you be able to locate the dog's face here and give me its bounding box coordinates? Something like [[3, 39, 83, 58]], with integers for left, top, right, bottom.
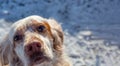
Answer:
[[13, 19, 54, 65], [0, 16, 64, 66]]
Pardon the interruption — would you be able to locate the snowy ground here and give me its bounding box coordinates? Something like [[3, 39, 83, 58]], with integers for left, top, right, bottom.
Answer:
[[0, 0, 120, 66]]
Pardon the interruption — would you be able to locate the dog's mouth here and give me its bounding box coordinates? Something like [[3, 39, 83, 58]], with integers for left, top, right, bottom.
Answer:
[[29, 52, 50, 65], [33, 56, 46, 64]]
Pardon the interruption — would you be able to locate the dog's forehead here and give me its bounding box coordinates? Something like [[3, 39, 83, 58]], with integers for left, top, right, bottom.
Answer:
[[9, 15, 47, 41], [13, 16, 46, 29]]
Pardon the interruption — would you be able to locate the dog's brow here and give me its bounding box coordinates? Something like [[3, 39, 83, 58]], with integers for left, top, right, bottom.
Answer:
[[31, 19, 38, 23]]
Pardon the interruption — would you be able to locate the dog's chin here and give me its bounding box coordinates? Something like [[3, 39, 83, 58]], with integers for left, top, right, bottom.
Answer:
[[32, 56, 48, 65], [29, 53, 51, 65]]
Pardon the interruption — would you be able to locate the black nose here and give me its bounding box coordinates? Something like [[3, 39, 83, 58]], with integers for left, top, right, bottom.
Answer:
[[25, 42, 41, 56]]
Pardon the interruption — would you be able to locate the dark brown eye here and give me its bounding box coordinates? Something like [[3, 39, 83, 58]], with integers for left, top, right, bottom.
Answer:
[[37, 25, 45, 32], [14, 35, 23, 41]]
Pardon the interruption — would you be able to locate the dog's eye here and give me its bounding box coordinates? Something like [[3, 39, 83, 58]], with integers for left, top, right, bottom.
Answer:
[[14, 35, 22, 41], [37, 25, 45, 32]]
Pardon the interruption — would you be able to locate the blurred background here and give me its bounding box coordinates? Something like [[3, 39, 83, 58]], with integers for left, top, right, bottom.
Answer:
[[0, 0, 120, 66]]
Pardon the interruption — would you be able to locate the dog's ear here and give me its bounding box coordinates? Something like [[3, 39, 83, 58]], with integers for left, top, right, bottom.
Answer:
[[47, 19, 64, 52], [0, 35, 11, 65]]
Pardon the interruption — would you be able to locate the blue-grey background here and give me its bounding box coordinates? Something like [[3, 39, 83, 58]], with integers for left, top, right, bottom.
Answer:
[[0, 0, 120, 66]]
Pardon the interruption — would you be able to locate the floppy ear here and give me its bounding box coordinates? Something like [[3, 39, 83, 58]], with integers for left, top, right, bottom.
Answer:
[[47, 19, 64, 52], [0, 35, 11, 65]]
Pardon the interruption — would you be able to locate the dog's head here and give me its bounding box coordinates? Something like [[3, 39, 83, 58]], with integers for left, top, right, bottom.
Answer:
[[0, 15, 64, 66]]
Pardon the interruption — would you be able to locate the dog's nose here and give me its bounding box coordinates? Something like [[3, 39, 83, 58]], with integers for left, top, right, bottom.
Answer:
[[25, 42, 41, 55]]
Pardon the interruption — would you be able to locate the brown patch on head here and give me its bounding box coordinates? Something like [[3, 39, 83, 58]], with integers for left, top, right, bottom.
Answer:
[[30, 20, 47, 33], [43, 21, 53, 40], [31, 19, 53, 40], [15, 25, 26, 34], [13, 26, 26, 47]]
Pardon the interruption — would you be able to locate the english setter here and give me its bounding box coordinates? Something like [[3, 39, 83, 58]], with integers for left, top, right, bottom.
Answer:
[[0, 15, 71, 66]]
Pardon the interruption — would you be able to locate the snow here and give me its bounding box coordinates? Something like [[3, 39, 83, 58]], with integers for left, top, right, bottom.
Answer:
[[0, 0, 120, 66]]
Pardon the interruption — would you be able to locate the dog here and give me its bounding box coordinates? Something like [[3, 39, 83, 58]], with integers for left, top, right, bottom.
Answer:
[[0, 15, 71, 66]]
